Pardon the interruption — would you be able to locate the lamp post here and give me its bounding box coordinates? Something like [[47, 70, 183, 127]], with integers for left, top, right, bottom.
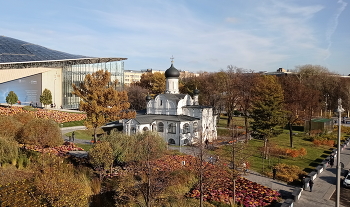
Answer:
[[336, 98, 344, 207]]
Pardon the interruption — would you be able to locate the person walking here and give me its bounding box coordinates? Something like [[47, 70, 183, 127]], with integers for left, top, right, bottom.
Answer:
[[309, 179, 314, 192], [72, 131, 75, 142], [272, 167, 277, 180]]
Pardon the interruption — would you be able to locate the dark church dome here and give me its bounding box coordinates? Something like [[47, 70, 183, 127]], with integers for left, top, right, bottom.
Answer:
[[165, 64, 180, 78], [194, 88, 200, 95]]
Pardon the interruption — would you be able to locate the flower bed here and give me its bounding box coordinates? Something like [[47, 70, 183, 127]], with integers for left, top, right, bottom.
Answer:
[[0, 106, 86, 123], [146, 155, 280, 206], [22, 142, 84, 156]]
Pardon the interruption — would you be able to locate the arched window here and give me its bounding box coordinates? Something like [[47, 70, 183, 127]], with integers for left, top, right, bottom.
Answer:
[[183, 123, 190, 134], [193, 122, 198, 132], [168, 123, 176, 134], [168, 138, 175, 145], [158, 122, 164, 132]]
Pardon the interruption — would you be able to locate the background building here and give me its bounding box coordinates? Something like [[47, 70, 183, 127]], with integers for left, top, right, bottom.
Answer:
[[0, 36, 126, 109]]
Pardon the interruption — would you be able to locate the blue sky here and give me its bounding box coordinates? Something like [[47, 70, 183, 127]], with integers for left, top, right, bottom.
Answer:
[[1, 0, 349, 74]]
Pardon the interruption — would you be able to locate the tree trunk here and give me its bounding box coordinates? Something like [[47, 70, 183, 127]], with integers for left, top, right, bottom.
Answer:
[[93, 127, 97, 143], [227, 113, 232, 127], [244, 115, 249, 142], [288, 122, 293, 148]]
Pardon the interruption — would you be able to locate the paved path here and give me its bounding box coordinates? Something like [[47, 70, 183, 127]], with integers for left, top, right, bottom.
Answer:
[[61, 126, 91, 145]]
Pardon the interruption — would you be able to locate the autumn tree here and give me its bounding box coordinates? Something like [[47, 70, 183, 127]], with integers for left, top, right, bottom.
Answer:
[[197, 72, 226, 118], [40, 88, 53, 108], [136, 72, 166, 96], [16, 118, 62, 147], [249, 75, 284, 161], [72, 70, 136, 141], [6, 91, 18, 106], [126, 84, 148, 110], [236, 71, 258, 142], [223, 66, 241, 127], [279, 75, 319, 147]]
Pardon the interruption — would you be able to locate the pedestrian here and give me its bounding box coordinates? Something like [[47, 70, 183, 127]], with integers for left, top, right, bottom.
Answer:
[[72, 131, 75, 142], [205, 139, 209, 148], [273, 167, 277, 180], [330, 158, 334, 168], [209, 156, 213, 164], [309, 179, 314, 192]]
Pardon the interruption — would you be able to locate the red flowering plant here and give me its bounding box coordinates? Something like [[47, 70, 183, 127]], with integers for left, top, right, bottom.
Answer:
[[137, 154, 280, 207]]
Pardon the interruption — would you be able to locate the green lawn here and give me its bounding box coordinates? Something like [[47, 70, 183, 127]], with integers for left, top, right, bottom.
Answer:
[[62, 120, 85, 127], [64, 128, 105, 140], [75, 143, 93, 151], [216, 129, 334, 175]]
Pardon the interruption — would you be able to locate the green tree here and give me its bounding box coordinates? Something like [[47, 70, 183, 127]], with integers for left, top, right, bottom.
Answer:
[[40, 88, 52, 108], [16, 118, 62, 147], [72, 70, 136, 142], [6, 91, 18, 106], [249, 75, 284, 162], [89, 141, 114, 174]]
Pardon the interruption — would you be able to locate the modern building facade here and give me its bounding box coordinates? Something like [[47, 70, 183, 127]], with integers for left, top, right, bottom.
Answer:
[[0, 36, 126, 108]]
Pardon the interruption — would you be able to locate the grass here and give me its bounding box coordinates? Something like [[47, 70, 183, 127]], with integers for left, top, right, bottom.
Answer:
[[64, 128, 105, 140], [217, 116, 249, 128], [215, 128, 335, 175], [62, 120, 85, 127], [75, 143, 93, 151]]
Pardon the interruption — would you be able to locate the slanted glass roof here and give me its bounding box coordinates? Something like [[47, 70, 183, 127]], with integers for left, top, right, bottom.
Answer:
[[0, 35, 127, 69]]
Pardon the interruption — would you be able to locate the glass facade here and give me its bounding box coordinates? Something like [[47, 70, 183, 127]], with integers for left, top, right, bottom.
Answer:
[[62, 61, 124, 109]]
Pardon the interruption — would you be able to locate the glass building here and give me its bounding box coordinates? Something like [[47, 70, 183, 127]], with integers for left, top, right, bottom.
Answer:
[[62, 61, 124, 108], [0, 35, 126, 109]]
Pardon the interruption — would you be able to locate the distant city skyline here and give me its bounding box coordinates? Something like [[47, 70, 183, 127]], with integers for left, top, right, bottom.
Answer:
[[0, 0, 349, 74]]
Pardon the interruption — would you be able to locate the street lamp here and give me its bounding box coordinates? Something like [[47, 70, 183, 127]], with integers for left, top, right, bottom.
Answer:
[[336, 98, 344, 207]]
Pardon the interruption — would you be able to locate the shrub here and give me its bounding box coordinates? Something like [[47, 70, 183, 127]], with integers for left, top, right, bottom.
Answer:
[[16, 118, 62, 147], [0, 116, 22, 139], [0, 137, 19, 166], [267, 163, 306, 183], [13, 112, 35, 125]]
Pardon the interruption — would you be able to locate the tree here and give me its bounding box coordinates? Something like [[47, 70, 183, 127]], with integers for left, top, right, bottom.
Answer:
[[132, 132, 167, 207], [40, 88, 52, 108], [6, 91, 18, 106], [89, 141, 114, 176], [72, 70, 136, 142], [16, 118, 62, 147], [236, 71, 258, 142], [249, 75, 284, 163], [222, 66, 241, 127], [126, 84, 148, 110], [279, 75, 317, 147], [136, 72, 166, 96]]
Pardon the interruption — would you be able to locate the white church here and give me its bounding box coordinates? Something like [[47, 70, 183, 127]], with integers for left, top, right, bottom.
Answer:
[[123, 62, 217, 146]]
